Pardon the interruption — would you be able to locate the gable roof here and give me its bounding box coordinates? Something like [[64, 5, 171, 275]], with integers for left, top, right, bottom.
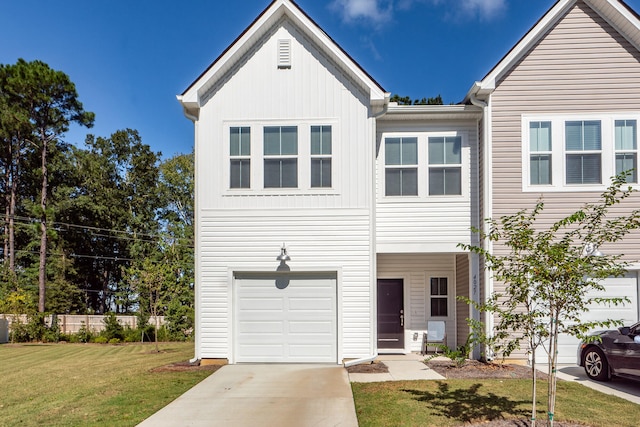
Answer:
[[465, 0, 640, 102], [178, 0, 388, 118]]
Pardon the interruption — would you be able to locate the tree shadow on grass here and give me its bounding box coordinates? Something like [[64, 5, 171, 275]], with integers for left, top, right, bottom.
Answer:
[[403, 381, 531, 424]]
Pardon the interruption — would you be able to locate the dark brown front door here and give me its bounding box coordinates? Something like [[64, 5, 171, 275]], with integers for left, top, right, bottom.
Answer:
[[377, 279, 404, 349]]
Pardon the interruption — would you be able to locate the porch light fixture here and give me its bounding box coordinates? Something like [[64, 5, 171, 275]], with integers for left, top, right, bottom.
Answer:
[[276, 243, 291, 262], [582, 242, 603, 257]]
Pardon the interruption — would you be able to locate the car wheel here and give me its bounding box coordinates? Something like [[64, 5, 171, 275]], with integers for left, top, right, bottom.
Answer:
[[583, 347, 609, 381]]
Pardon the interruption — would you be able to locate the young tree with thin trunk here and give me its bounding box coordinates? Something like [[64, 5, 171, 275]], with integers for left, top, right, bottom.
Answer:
[[460, 173, 640, 427]]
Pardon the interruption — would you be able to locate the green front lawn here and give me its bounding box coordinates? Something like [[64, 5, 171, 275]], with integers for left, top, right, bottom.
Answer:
[[0, 342, 214, 427], [352, 379, 640, 427]]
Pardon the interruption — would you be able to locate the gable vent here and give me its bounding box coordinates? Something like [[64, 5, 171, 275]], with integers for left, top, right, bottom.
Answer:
[[278, 39, 292, 69]]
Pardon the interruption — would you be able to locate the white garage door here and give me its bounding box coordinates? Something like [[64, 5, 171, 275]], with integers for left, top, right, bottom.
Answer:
[[539, 273, 639, 364], [234, 272, 337, 363]]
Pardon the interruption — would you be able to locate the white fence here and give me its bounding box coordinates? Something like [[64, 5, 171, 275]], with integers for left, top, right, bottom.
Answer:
[[0, 314, 165, 335]]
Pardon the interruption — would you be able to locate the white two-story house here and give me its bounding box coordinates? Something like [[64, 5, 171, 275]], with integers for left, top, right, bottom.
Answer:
[[179, 0, 640, 365]]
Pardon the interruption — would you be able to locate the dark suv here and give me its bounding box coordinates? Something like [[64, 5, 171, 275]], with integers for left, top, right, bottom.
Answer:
[[578, 322, 640, 381]]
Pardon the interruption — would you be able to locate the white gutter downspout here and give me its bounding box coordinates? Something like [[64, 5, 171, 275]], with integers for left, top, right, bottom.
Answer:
[[469, 90, 495, 361], [353, 93, 390, 368], [177, 96, 200, 364], [344, 354, 378, 367]]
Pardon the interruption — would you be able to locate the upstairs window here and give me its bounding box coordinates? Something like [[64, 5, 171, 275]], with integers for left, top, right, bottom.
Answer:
[[385, 137, 418, 196], [311, 125, 332, 188], [565, 120, 602, 185], [529, 121, 552, 185], [615, 120, 638, 183], [523, 115, 640, 191], [428, 136, 462, 195], [264, 126, 298, 188], [230, 127, 250, 189]]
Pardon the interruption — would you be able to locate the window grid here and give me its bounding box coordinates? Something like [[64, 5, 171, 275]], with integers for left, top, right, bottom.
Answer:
[[430, 277, 448, 317], [428, 136, 462, 195], [230, 127, 250, 189], [565, 120, 602, 185], [529, 121, 552, 185], [264, 126, 298, 188], [615, 120, 638, 183], [311, 125, 332, 188], [385, 137, 418, 196]]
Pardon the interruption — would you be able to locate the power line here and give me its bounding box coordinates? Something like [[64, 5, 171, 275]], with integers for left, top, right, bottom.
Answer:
[[14, 249, 134, 262], [2, 216, 194, 248]]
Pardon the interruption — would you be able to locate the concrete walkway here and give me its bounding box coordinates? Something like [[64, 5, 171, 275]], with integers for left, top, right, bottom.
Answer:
[[348, 353, 445, 383], [137, 364, 358, 427]]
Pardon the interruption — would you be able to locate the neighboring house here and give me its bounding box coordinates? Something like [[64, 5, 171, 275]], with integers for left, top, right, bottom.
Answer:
[[179, 0, 640, 364], [466, 0, 640, 363]]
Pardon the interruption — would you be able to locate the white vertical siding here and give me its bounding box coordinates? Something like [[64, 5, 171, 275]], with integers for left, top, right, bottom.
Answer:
[[197, 20, 374, 211], [194, 17, 377, 360]]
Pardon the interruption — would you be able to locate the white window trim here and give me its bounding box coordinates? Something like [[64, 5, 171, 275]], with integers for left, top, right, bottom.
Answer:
[[229, 127, 251, 189], [426, 273, 453, 320], [379, 131, 470, 202], [428, 136, 464, 196], [522, 113, 640, 192], [222, 119, 340, 196], [310, 125, 333, 189]]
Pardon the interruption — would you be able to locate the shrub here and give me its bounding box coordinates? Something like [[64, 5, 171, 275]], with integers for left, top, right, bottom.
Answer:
[[166, 300, 194, 341], [108, 338, 121, 345], [101, 312, 124, 341], [76, 322, 93, 343], [93, 336, 108, 344], [9, 313, 59, 343]]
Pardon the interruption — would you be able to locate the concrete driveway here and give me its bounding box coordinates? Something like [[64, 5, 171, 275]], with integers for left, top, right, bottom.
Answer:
[[137, 364, 359, 427], [556, 365, 640, 404]]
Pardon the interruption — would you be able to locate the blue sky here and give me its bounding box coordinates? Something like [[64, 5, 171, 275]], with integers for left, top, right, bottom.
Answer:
[[3, 0, 640, 158]]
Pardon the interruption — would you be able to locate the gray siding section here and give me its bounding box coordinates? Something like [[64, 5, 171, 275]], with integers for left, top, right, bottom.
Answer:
[[491, 1, 640, 261], [455, 254, 470, 346]]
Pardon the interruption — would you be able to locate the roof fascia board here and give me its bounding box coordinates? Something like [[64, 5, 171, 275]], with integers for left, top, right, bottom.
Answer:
[[180, 0, 386, 108], [380, 104, 483, 120], [584, 0, 640, 51], [180, 0, 282, 105]]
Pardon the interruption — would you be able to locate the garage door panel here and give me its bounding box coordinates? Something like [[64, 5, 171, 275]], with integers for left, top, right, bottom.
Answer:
[[289, 297, 333, 312], [289, 321, 334, 334], [239, 297, 283, 310], [238, 321, 283, 334], [235, 273, 337, 363], [238, 344, 284, 358], [289, 344, 335, 357]]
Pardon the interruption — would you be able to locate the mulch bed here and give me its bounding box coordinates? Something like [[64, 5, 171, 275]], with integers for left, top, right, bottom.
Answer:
[[345, 360, 389, 373], [426, 359, 549, 380]]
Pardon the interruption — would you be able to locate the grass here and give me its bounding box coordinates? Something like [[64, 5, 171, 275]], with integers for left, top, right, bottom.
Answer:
[[352, 379, 640, 427], [0, 342, 214, 427]]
